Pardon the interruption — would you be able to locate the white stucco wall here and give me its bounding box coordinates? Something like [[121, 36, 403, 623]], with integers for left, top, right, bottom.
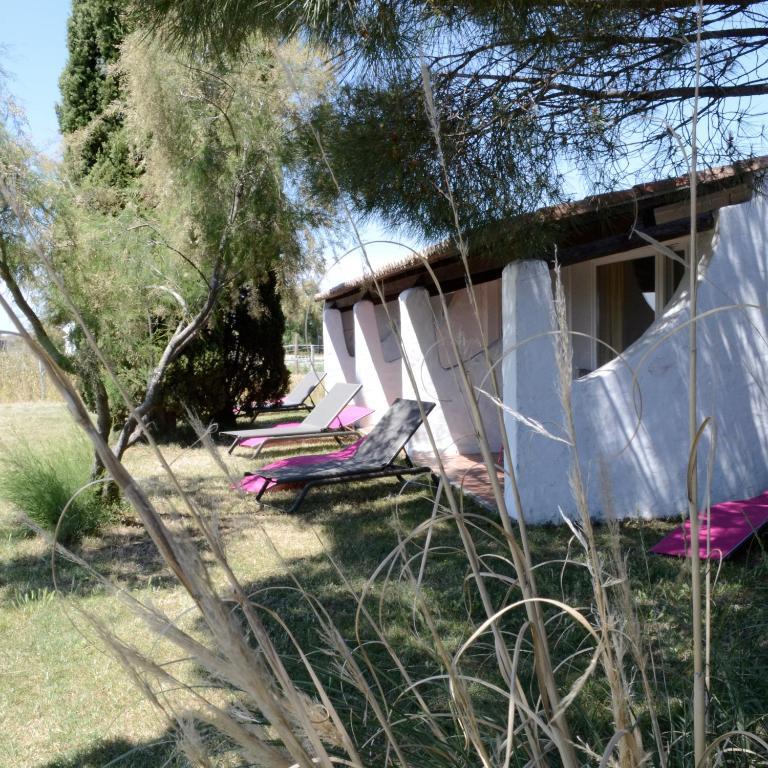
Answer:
[[440, 281, 504, 452], [561, 260, 597, 375], [353, 300, 402, 421], [503, 194, 768, 523], [322, 307, 356, 387], [400, 282, 504, 454]]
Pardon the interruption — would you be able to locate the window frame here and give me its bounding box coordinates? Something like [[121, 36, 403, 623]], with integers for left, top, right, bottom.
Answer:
[[561, 237, 690, 375]]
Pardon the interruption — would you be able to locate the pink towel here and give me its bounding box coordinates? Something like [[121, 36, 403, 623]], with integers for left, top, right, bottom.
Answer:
[[238, 421, 303, 447], [650, 491, 768, 559], [238, 439, 364, 495], [237, 405, 373, 449]]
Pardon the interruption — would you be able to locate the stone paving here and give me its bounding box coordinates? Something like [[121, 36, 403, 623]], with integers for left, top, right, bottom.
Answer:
[[412, 452, 503, 511]]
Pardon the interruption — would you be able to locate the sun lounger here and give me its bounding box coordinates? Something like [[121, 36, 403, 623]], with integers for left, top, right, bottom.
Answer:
[[650, 491, 768, 560], [222, 382, 362, 455], [236, 404, 373, 453], [242, 398, 436, 512], [238, 438, 364, 496], [235, 370, 325, 420]]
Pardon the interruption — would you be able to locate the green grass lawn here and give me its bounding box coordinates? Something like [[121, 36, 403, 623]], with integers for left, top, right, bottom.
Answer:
[[1, 402, 767, 766]]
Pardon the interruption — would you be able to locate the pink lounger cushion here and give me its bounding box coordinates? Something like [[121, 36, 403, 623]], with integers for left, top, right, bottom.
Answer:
[[238, 439, 364, 495], [237, 405, 373, 449], [238, 420, 303, 447], [650, 491, 768, 560]]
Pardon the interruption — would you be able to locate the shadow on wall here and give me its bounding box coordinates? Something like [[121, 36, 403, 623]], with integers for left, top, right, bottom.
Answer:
[[322, 307, 355, 388], [352, 300, 402, 423], [400, 281, 504, 455], [324, 282, 505, 455]]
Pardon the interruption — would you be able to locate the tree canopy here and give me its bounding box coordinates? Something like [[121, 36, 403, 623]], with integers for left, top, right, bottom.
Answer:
[[2, 18, 329, 466], [137, 0, 768, 237], [60, 31, 324, 445]]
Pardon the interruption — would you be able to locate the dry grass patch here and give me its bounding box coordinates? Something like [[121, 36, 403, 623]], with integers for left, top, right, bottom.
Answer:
[[0, 343, 61, 404]]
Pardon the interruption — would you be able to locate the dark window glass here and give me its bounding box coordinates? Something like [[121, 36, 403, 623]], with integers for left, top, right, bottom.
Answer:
[[597, 256, 656, 366]]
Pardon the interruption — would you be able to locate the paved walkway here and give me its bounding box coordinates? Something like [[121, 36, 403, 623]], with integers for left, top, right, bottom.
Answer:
[[412, 452, 503, 511]]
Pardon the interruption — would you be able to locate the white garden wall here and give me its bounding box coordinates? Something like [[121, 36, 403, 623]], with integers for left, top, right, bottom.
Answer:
[[323, 282, 504, 454], [353, 300, 402, 422], [503, 195, 768, 523], [400, 282, 504, 454], [322, 307, 355, 387]]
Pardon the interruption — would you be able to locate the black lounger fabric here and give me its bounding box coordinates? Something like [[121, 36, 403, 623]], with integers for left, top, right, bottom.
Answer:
[[257, 399, 434, 483], [352, 399, 431, 465]]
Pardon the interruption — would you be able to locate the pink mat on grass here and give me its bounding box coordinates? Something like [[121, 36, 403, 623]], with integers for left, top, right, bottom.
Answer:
[[650, 491, 768, 559], [237, 438, 364, 495], [237, 405, 373, 449]]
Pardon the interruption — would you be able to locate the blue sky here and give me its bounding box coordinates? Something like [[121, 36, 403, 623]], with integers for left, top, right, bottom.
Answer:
[[1, 1, 71, 154], [0, 2, 71, 331]]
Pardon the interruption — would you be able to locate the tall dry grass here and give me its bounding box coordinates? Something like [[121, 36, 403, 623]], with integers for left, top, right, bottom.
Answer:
[[3, 8, 767, 765]]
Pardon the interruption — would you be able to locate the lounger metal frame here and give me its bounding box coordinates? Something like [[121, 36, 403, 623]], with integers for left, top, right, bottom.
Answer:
[[255, 453, 434, 513], [230, 426, 362, 457]]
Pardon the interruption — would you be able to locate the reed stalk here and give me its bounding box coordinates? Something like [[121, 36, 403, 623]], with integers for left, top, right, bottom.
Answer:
[[688, 3, 707, 765]]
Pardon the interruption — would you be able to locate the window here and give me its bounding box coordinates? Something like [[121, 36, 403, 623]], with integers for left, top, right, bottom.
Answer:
[[596, 256, 657, 366], [662, 254, 686, 307], [596, 251, 685, 366], [562, 245, 687, 376]]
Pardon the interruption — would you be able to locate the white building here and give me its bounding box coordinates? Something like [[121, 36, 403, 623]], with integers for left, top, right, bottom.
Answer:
[[318, 159, 768, 523]]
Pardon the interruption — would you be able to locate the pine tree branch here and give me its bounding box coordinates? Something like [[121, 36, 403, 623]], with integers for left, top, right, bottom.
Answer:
[[450, 73, 768, 103]]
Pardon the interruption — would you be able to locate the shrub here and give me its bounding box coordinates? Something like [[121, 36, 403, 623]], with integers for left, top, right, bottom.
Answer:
[[0, 436, 111, 545], [161, 276, 290, 431]]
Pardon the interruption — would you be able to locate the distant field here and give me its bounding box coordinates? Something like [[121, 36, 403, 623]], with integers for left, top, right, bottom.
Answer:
[[0, 341, 61, 404]]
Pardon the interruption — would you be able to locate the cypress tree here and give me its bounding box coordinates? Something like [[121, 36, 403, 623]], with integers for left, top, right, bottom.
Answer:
[[56, 3, 292, 439], [56, 0, 135, 187], [165, 276, 290, 430]]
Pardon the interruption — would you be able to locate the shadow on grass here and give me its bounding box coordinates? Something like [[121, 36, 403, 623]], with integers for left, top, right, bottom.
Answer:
[[36, 735, 182, 768], [0, 507, 269, 603], [0, 437, 382, 604], [192, 482, 768, 764], [0, 523, 179, 602]]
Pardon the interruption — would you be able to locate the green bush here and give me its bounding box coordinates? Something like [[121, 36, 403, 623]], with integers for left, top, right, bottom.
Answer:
[[162, 276, 290, 431], [0, 436, 111, 545]]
